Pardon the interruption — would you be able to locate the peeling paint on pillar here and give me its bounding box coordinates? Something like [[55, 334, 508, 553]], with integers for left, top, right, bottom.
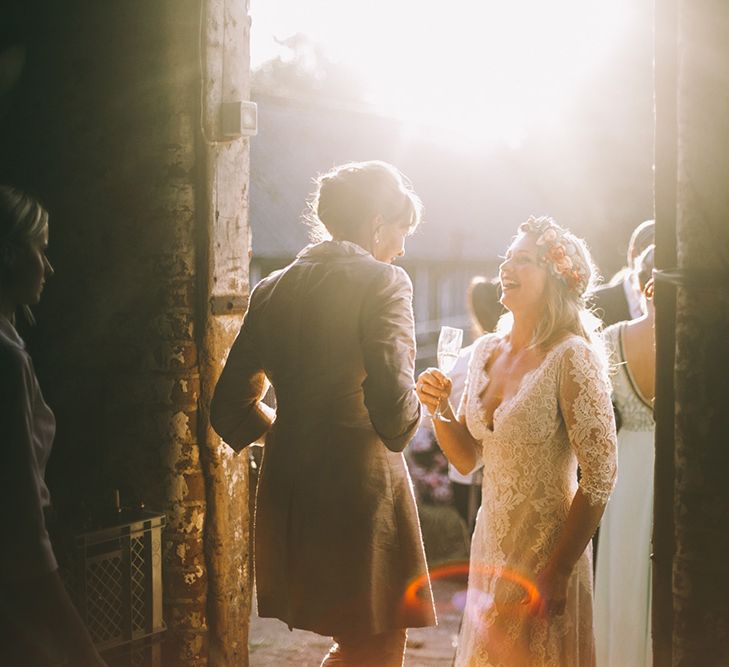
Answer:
[[196, 1, 254, 665]]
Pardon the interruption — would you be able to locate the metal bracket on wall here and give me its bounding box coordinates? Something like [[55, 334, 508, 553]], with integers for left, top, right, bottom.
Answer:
[[210, 294, 248, 315], [653, 268, 729, 290]]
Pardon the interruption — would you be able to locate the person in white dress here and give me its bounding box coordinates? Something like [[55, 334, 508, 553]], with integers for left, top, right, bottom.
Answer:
[[594, 245, 656, 667], [417, 216, 618, 667]]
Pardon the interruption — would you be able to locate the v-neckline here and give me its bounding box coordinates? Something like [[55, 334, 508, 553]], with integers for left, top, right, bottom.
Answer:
[[480, 336, 573, 432]]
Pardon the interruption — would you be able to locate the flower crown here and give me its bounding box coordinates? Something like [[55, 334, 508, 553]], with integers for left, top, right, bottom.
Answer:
[[520, 216, 590, 296]]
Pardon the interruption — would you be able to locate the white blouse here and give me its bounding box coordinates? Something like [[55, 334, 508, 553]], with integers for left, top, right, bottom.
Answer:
[[0, 315, 58, 579]]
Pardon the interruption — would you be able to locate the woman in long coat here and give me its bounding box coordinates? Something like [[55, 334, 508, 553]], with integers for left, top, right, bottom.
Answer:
[[211, 161, 436, 666]]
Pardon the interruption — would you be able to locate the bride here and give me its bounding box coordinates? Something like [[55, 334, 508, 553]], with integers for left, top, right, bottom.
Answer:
[[417, 216, 618, 666]]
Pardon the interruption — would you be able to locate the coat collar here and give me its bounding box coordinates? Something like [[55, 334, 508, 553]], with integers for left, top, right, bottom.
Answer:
[[297, 239, 372, 260]]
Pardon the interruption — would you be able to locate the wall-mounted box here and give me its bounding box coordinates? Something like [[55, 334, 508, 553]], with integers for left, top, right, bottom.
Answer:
[[221, 100, 258, 137]]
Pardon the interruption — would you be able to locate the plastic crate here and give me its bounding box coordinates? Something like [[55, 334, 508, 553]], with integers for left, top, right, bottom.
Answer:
[[64, 510, 166, 652]]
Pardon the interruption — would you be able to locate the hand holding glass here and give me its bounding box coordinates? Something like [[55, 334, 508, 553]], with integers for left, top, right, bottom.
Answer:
[[434, 326, 463, 422]]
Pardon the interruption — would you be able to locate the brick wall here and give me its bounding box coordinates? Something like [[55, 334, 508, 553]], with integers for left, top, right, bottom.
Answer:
[[0, 1, 252, 664]]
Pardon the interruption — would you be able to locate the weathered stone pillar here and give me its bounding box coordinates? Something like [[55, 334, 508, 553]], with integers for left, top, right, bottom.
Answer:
[[151, 6, 212, 663], [197, 1, 253, 665], [668, 0, 729, 663]]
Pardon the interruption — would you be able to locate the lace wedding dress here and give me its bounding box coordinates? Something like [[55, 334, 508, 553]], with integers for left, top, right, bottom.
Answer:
[[454, 333, 617, 667], [594, 323, 655, 667]]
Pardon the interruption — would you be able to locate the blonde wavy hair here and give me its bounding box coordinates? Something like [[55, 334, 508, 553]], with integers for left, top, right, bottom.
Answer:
[[0, 186, 50, 325], [497, 216, 607, 366]]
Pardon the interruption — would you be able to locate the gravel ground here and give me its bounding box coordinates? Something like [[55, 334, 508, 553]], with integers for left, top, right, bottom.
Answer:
[[248, 577, 465, 666], [248, 503, 470, 666]]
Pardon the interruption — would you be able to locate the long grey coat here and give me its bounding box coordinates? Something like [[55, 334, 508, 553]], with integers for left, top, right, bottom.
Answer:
[[211, 240, 436, 637]]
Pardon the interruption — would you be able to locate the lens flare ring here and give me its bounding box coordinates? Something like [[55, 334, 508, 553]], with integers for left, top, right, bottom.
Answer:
[[402, 560, 542, 618]]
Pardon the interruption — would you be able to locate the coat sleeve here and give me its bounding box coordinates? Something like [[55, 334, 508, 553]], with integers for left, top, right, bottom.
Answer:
[[558, 339, 618, 506], [0, 349, 58, 581], [359, 265, 421, 452], [210, 290, 273, 452]]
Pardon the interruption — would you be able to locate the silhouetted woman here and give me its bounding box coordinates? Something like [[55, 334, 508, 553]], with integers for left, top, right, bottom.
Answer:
[[211, 161, 436, 666], [0, 186, 106, 666], [594, 245, 656, 667]]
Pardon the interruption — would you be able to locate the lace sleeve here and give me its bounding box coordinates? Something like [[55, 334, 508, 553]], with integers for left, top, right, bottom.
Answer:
[[456, 351, 473, 421], [558, 339, 618, 506]]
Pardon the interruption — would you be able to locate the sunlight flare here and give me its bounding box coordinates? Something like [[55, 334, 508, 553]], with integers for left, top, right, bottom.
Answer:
[[252, 0, 634, 147]]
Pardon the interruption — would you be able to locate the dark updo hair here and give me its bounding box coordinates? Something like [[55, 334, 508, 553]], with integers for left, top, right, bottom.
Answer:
[[627, 219, 655, 268], [635, 243, 655, 291], [307, 160, 422, 241], [468, 276, 503, 335]]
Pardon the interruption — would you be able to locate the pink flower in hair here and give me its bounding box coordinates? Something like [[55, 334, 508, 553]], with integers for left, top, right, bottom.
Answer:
[[521, 216, 590, 296], [556, 256, 573, 272], [541, 228, 558, 244]]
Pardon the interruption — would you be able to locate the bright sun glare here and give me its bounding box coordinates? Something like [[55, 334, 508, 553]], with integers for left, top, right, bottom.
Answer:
[[251, 0, 634, 148]]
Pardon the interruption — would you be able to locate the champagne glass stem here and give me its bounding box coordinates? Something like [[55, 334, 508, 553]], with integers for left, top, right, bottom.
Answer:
[[434, 326, 463, 422]]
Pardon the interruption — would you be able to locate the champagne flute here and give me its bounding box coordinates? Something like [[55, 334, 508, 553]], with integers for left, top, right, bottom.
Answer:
[[434, 325, 463, 422]]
